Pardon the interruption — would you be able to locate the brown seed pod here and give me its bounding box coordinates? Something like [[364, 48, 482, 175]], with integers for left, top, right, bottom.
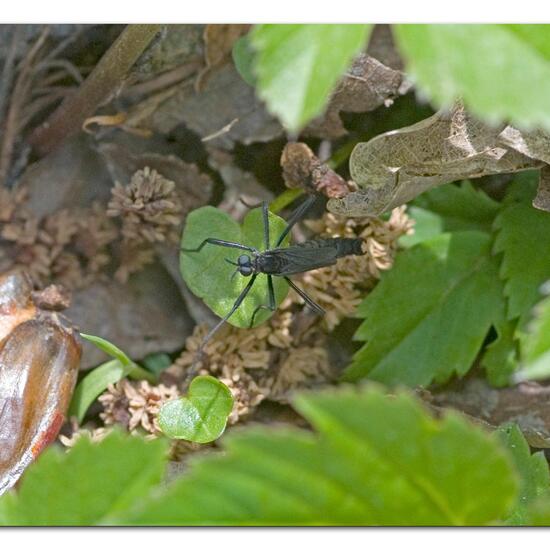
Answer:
[[0, 270, 81, 495]]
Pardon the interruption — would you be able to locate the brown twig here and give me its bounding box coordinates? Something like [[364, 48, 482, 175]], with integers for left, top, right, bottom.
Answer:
[[120, 57, 203, 101], [28, 24, 162, 157]]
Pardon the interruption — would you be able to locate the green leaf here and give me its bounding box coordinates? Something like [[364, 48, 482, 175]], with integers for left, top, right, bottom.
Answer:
[[80, 333, 134, 367], [481, 316, 519, 387], [1, 387, 519, 526], [502, 170, 539, 205], [180, 206, 289, 328], [123, 386, 518, 526], [232, 35, 256, 86], [158, 376, 234, 443], [69, 359, 127, 423], [344, 231, 505, 386], [514, 295, 550, 382], [400, 182, 500, 248], [398, 206, 444, 248], [496, 423, 550, 525], [522, 295, 550, 363], [0, 431, 168, 526], [505, 25, 550, 61], [394, 24, 550, 130], [413, 181, 501, 233], [525, 497, 550, 525], [141, 353, 172, 376], [493, 202, 550, 323], [250, 24, 372, 132], [70, 334, 156, 422]]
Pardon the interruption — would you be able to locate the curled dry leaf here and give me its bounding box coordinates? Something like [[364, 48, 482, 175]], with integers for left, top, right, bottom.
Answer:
[[0, 269, 81, 495], [366, 24, 405, 71], [329, 100, 550, 217], [280, 142, 350, 199], [306, 53, 410, 139]]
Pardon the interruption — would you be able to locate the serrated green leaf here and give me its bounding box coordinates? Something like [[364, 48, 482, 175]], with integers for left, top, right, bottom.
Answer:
[[180, 206, 289, 328], [344, 231, 505, 386], [493, 202, 550, 323], [514, 295, 550, 382], [232, 35, 256, 86], [0, 431, 168, 526], [481, 316, 519, 387], [394, 24, 550, 130], [400, 182, 500, 249], [159, 376, 234, 443], [503, 170, 539, 204], [122, 386, 518, 526], [398, 206, 444, 248], [413, 181, 501, 233], [496, 423, 550, 525], [250, 24, 372, 132], [523, 295, 550, 363]]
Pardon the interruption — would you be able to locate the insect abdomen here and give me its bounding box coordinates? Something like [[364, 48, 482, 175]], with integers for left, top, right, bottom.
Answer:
[[329, 238, 364, 258]]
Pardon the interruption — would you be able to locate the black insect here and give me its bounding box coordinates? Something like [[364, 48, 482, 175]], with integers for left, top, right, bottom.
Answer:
[[181, 195, 365, 354]]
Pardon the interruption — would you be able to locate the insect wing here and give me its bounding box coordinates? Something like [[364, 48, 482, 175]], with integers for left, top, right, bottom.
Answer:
[[268, 244, 339, 275]]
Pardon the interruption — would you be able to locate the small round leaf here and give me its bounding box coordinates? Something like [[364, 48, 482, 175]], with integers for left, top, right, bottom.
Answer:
[[158, 376, 234, 444]]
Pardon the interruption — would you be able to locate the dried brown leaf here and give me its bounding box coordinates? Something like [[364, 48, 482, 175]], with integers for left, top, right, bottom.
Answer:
[[329, 101, 542, 216]]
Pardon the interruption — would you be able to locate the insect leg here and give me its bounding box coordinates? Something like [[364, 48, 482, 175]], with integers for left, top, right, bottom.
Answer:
[[200, 274, 258, 350], [249, 275, 276, 327], [275, 195, 317, 247], [183, 274, 258, 386], [284, 277, 325, 315], [181, 238, 257, 253], [262, 201, 270, 250]]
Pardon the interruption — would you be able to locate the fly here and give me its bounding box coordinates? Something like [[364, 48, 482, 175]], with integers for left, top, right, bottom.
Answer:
[[181, 195, 365, 356]]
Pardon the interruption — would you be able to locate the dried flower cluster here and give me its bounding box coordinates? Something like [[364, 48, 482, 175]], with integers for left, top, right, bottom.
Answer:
[[107, 168, 183, 282], [0, 167, 187, 287], [0, 187, 118, 288], [98, 378, 179, 436], [59, 424, 111, 448], [108, 167, 182, 243], [166, 305, 332, 423]]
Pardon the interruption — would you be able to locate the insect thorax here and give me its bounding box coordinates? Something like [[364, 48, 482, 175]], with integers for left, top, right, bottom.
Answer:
[[254, 252, 285, 275]]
